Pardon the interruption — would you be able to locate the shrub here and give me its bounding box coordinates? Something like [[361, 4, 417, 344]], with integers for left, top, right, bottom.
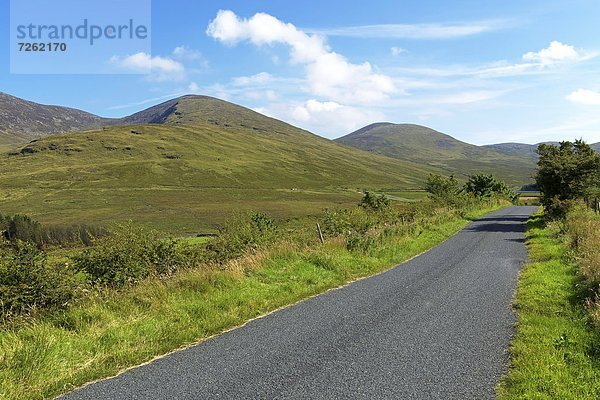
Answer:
[[346, 231, 377, 253], [464, 173, 516, 201], [359, 191, 390, 212], [73, 222, 179, 287], [1, 214, 43, 246], [536, 140, 600, 218], [205, 212, 277, 265], [425, 174, 465, 207], [0, 240, 78, 319]]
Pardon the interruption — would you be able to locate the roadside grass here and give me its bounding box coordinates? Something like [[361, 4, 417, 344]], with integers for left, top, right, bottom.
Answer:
[[0, 205, 501, 400], [497, 214, 600, 399]]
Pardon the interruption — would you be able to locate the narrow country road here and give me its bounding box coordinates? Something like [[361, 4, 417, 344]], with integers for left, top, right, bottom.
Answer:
[[62, 206, 538, 400]]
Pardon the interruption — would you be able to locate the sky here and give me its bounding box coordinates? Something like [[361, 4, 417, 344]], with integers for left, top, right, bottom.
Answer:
[[1, 0, 600, 145]]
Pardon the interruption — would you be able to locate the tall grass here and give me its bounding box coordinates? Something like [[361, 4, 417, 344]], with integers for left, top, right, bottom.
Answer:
[[562, 206, 600, 330], [498, 213, 600, 399]]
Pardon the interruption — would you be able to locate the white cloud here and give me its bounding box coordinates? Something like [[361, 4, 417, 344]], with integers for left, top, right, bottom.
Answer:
[[257, 99, 386, 137], [306, 20, 511, 39], [172, 45, 202, 60], [391, 47, 406, 57], [232, 72, 273, 86], [110, 52, 186, 81], [207, 10, 396, 104], [187, 82, 201, 93], [523, 41, 584, 65], [566, 89, 600, 105]]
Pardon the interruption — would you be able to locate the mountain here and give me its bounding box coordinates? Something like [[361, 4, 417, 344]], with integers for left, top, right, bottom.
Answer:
[[484, 141, 600, 159], [335, 123, 536, 186], [0, 97, 439, 234], [0, 92, 112, 148]]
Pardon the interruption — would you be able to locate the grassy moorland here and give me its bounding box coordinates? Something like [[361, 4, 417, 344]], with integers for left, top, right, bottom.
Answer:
[[0, 116, 439, 235], [497, 213, 600, 399], [0, 201, 504, 400]]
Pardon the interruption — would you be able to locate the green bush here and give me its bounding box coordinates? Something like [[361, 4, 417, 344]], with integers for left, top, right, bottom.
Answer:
[[346, 231, 377, 253], [0, 241, 78, 319], [359, 191, 390, 212], [73, 222, 179, 287], [205, 212, 277, 265]]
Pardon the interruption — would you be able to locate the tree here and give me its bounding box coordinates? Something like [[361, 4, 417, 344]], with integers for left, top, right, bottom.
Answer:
[[464, 173, 515, 200], [359, 191, 390, 212], [536, 140, 600, 217], [425, 174, 463, 206]]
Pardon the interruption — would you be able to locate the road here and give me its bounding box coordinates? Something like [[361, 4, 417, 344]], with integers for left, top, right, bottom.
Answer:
[[62, 206, 537, 400]]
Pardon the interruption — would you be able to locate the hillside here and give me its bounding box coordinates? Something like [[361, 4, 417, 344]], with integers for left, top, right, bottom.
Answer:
[[0, 92, 112, 148], [336, 123, 536, 186], [0, 103, 439, 234], [484, 141, 600, 159]]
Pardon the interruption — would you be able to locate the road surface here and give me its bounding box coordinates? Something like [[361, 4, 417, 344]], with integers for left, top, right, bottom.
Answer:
[[62, 206, 537, 399]]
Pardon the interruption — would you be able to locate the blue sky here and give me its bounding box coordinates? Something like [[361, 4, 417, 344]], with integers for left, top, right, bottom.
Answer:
[[2, 0, 600, 144]]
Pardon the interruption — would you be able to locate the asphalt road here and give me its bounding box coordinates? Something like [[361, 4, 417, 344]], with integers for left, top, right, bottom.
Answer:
[[62, 206, 538, 400]]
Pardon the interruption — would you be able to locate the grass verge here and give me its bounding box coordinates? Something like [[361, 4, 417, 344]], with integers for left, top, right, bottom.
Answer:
[[1, 205, 500, 400], [497, 213, 600, 399]]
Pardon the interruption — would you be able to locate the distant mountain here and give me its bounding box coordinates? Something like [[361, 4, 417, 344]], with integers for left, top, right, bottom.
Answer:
[[0, 92, 113, 148], [484, 141, 600, 159], [335, 123, 536, 186]]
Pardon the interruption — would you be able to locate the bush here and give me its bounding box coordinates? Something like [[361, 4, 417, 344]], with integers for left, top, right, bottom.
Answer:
[[359, 191, 390, 212], [205, 212, 277, 265], [73, 222, 179, 287], [346, 231, 377, 253], [321, 208, 381, 237], [0, 240, 78, 319], [0, 213, 107, 247], [425, 174, 466, 207], [464, 173, 517, 201], [1, 214, 43, 246]]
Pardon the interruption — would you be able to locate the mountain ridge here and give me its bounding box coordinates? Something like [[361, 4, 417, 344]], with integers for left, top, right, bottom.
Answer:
[[335, 123, 537, 185]]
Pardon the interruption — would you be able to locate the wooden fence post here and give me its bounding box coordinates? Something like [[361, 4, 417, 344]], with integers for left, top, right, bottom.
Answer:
[[316, 223, 324, 244]]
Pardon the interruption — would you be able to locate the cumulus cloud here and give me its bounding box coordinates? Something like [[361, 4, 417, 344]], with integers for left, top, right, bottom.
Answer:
[[206, 10, 396, 104], [523, 41, 584, 65], [257, 99, 386, 137], [110, 52, 186, 81], [566, 89, 600, 105]]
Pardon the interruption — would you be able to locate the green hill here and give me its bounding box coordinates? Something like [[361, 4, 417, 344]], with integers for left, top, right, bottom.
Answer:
[[335, 123, 536, 186], [0, 98, 439, 234]]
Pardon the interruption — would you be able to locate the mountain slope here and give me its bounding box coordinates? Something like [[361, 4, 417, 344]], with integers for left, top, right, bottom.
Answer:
[[336, 123, 536, 186], [0, 103, 439, 234], [484, 141, 600, 159], [0, 92, 112, 147]]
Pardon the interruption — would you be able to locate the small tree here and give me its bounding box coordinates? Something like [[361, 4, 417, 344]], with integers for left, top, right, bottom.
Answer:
[[464, 173, 515, 200], [359, 191, 390, 212], [425, 174, 463, 206], [536, 140, 600, 217]]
